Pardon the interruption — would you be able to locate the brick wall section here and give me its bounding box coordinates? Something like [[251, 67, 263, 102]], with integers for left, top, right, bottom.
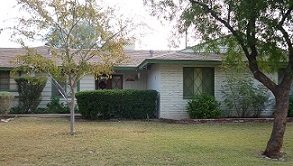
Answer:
[[158, 64, 187, 119], [150, 63, 277, 119]]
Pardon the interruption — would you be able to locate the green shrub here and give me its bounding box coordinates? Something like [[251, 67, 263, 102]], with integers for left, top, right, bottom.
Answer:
[[9, 106, 22, 114], [187, 93, 221, 119], [76, 90, 158, 120], [289, 96, 293, 117], [45, 97, 70, 114], [0, 91, 14, 115], [15, 76, 47, 113], [31, 108, 48, 114], [221, 78, 268, 117]]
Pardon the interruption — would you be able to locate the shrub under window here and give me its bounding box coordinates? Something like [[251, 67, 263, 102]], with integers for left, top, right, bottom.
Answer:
[[187, 93, 221, 119]]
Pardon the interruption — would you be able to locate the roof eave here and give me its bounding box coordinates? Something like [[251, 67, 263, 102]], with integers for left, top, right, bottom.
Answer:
[[137, 59, 222, 69]]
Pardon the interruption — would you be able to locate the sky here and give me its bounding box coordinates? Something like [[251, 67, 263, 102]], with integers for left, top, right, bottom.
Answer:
[[0, 0, 184, 50]]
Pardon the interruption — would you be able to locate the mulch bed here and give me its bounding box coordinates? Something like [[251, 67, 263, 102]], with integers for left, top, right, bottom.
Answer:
[[2, 114, 293, 124], [159, 117, 293, 124]]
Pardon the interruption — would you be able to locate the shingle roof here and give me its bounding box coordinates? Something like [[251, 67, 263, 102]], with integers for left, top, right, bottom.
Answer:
[[0, 46, 223, 69]]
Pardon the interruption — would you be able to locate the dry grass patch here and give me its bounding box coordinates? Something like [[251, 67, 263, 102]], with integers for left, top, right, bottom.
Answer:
[[0, 117, 293, 165]]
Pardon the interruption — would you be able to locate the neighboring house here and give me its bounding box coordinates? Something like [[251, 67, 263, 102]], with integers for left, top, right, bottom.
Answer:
[[0, 46, 288, 119]]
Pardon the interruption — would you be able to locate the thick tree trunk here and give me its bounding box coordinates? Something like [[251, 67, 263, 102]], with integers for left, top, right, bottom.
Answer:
[[263, 90, 289, 159]]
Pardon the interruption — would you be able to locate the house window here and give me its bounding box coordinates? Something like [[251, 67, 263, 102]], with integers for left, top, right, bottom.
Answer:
[[183, 67, 214, 99], [0, 71, 10, 90], [95, 75, 123, 90], [52, 79, 79, 98]]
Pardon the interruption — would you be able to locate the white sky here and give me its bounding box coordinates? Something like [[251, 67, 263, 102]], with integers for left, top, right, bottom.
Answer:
[[0, 0, 184, 50]]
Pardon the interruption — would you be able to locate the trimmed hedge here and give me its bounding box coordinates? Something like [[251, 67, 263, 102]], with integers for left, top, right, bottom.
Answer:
[[14, 76, 47, 113], [76, 90, 158, 120]]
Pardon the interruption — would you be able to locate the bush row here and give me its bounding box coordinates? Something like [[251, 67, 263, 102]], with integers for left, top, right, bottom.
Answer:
[[76, 90, 158, 120]]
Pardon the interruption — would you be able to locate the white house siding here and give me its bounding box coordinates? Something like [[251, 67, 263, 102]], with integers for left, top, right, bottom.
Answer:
[[39, 78, 54, 107], [9, 77, 19, 107], [79, 75, 95, 91], [147, 63, 220, 119], [38, 75, 96, 107], [158, 64, 188, 119], [35, 64, 278, 118]]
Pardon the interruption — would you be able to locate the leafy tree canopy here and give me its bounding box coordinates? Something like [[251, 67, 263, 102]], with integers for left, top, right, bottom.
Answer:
[[144, 0, 293, 159]]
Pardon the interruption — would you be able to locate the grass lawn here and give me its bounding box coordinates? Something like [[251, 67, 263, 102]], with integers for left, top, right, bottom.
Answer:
[[0, 117, 293, 166]]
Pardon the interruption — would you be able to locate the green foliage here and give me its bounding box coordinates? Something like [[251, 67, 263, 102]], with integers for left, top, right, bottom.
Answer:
[[45, 97, 70, 114], [187, 93, 221, 119], [12, 0, 131, 135], [221, 77, 268, 117], [9, 106, 22, 114], [76, 90, 158, 120], [0, 91, 14, 115], [289, 96, 293, 117], [14, 76, 47, 113]]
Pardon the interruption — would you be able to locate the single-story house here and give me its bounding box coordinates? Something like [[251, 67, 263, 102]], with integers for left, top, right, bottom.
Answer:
[[0, 46, 290, 119]]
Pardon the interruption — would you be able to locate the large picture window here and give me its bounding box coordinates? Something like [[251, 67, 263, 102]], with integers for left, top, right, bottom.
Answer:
[[183, 67, 214, 99]]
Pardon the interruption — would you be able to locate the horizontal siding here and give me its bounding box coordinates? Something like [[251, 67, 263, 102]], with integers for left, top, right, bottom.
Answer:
[[79, 75, 95, 91], [39, 78, 53, 108], [39, 71, 148, 107]]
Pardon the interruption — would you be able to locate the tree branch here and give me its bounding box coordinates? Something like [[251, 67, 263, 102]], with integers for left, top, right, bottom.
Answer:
[[278, 5, 293, 27], [189, 0, 249, 55], [189, 0, 278, 92]]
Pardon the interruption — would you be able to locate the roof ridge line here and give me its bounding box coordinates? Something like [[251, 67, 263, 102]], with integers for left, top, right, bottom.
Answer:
[[150, 51, 177, 59]]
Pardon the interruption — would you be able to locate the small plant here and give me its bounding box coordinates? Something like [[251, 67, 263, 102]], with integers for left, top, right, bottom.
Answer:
[[187, 93, 221, 119], [0, 91, 14, 116], [46, 97, 70, 114]]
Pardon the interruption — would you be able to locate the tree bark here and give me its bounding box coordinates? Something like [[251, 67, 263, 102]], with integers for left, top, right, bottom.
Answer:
[[263, 88, 290, 159], [70, 91, 75, 135]]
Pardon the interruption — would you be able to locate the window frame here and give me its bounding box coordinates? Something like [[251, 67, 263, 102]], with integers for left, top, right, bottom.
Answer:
[[51, 79, 80, 98], [183, 67, 215, 99], [95, 74, 123, 90]]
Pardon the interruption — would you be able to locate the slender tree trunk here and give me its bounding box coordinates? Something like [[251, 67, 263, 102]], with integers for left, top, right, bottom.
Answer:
[[70, 91, 75, 135], [263, 89, 290, 159]]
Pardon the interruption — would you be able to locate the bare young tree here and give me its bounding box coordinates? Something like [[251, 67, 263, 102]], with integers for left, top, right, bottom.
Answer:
[[12, 0, 130, 135]]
